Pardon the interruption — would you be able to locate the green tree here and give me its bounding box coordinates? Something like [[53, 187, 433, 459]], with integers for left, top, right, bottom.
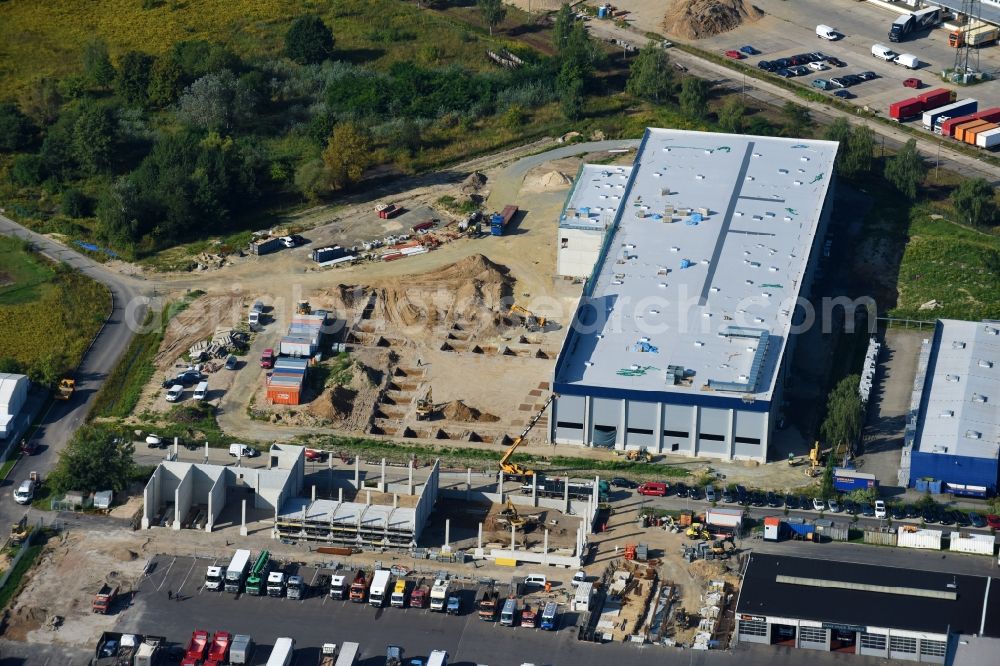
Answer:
[[294, 158, 329, 201], [284, 15, 335, 65], [717, 97, 746, 133], [116, 51, 154, 107], [10, 154, 45, 186], [952, 177, 997, 227], [61, 189, 92, 217], [823, 117, 852, 175], [96, 177, 142, 250], [0, 101, 35, 151], [820, 374, 863, 459], [72, 101, 116, 173], [843, 124, 875, 178], [18, 77, 62, 126], [552, 3, 574, 50], [561, 21, 598, 78], [557, 61, 584, 120], [678, 77, 709, 121], [147, 56, 184, 108], [478, 0, 507, 37], [820, 454, 834, 500], [781, 101, 812, 137], [625, 42, 674, 103], [83, 38, 116, 88], [322, 122, 372, 190], [0, 358, 22, 374], [884, 138, 926, 199], [49, 424, 136, 494]]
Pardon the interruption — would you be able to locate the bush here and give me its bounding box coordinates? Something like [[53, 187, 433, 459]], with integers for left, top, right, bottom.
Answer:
[[60, 189, 92, 218], [285, 16, 335, 65]]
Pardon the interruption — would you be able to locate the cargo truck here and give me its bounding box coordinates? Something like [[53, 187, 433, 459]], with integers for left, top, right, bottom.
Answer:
[[385, 645, 403, 666], [917, 87, 954, 109], [889, 7, 940, 42], [940, 107, 1000, 137], [490, 205, 518, 236], [329, 574, 348, 600], [950, 25, 1000, 47], [540, 602, 558, 630], [267, 571, 286, 597], [477, 586, 499, 620], [334, 641, 360, 666], [427, 651, 448, 666], [245, 550, 269, 596], [286, 574, 305, 600], [225, 549, 253, 593], [521, 605, 537, 628], [266, 637, 294, 666], [890, 97, 924, 121], [204, 565, 224, 591], [93, 632, 143, 666], [500, 598, 518, 626], [924, 99, 978, 130], [446, 594, 461, 615], [369, 569, 391, 607], [349, 570, 368, 602], [92, 583, 119, 614], [390, 579, 409, 607], [182, 631, 209, 666], [429, 578, 450, 612], [833, 468, 878, 492], [205, 631, 232, 666], [410, 581, 429, 608], [230, 635, 254, 665], [134, 636, 165, 666]]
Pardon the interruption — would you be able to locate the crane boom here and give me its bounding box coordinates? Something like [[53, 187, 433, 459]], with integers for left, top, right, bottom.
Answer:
[[498, 395, 552, 479]]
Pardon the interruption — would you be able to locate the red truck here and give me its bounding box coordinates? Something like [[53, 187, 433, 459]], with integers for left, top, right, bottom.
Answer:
[[410, 582, 429, 609], [204, 631, 232, 666], [181, 630, 209, 666], [260, 348, 275, 369], [91, 583, 119, 614], [349, 570, 368, 602]]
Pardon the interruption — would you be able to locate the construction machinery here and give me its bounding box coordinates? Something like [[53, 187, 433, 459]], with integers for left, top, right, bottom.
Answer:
[[626, 448, 653, 463], [499, 498, 526, 528], [9, 513, 29, 546], [295, 300, 311, 315], [806, 441, 822, 477], [415, 387, 436, 420], [56, 378, 75, 400], [498, 395, 552, 480], [507, 304, 546, 332], [685, 523, 711, 540]]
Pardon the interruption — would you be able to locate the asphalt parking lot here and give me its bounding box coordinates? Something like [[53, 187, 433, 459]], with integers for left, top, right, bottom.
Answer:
[[111, 555, 901, 666]]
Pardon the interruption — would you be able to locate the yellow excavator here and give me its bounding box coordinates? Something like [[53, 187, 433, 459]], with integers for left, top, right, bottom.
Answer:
[[686, 522, 711, 540], [508, 304, 546, 332], [9, 514, 29, 546], [626, 448, 653, 463], [498, 395, 552, 480], [499, 498, 526, 529], [416, 387, 435, 421], [805, 441, 822, 478], [56, 378, 75, 400]]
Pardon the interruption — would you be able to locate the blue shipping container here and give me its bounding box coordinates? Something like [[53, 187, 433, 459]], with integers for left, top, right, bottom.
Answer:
[[833, 468, 878, 492]]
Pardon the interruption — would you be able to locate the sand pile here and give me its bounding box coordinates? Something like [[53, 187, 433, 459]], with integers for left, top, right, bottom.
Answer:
[[461, 171, 487, 194], [310, 385, 358, 421], [523, 168, 573, 193], [662, 0, 762, 40], [441, 400, 500, 423]]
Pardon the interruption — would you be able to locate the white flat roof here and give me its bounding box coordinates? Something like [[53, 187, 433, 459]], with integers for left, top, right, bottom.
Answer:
[[915, 319, 1000, 460], [555, 128, 838, 400], [559, 164, 633, 231], [279, 498, 416, 532]]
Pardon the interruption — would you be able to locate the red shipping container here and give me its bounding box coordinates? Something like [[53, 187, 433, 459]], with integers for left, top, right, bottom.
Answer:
[[941, 108, 1000, 137], [916, 87, 954, 110], [890, 98, 924, 121]]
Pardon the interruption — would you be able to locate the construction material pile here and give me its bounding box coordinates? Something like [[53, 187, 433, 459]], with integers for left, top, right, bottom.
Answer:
[[441, 399, 500, 423], [662, 0, 763, 40], [188, 327, 247, 361]]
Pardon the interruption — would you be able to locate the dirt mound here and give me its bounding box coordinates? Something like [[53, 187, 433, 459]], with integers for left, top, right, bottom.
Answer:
[[523, 168, 573, 193], [461, 171, 487, 193], [441, 400, 500, 423], [310, 385, 358, 421], [112, 547, 138, 562], [662, 0, 762, 40]]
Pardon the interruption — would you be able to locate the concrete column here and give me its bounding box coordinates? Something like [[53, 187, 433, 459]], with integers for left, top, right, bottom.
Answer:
[[654, 403, 664, 454], [240, 499, 248, 537], [727, 408, 736, 460], [564, 476, 571, 514], [510, 524, 516, 551], [311, 485, 316, 502], [204, 441, 209, 464], [173, 488, 181, 531], [328, 454, 333, 470], [380, 457, 387, 492], [477, 523, 483, 549], [393, 494, 398, 508], [690, 406, 700, 456], [583, 395, 592, 447], [408, 460, 415, 494], [354, 456, 361, 488], [498, 470, 505, 503], [365, 490, 371, 506], [444, 519, 451, 551], [173, 437, 179, 457], [338, 487, 344, 502], [531, 474, 538, 507], [617, 398, 627, 450], [543, 529, 550, 565]]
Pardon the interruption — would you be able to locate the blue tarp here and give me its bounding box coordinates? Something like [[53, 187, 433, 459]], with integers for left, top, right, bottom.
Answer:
[[75, 241, 119, 258], [680, 259, 693, 269], [633, 341, 659, 353]]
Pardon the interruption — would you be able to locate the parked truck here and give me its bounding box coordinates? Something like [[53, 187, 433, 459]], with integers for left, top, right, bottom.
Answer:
[[540, 602, 559, 630], [133, 636, 165, 666], [369, 569, 391, 607], [329, 574, 348, 600], [521, 477, 609, 502], [349, 570, 369, 602], [93, 632, 142, 666], [889, 7, 940, 42], [489, 205, 518, 236], [500, 598, 518, 626], [182, 631, 209, 666], [267, 571, 286, 597], [230, 634, 254, 665], [245, 550, 269, 595], [429, 578, 450, 612], [92, 583, 119, 614], [385, 645, 403, 666], [410, 580, 429, 608], [286, 574, 305, 600], [265, 637, 294, 666], [950, 24, 999, 47], [833, 468, 878, 492], [318, 643, 338, 666], [924, 98, 978, 130], [334, 642, 360, 666], [205, 632, 232, 666], [390, 579, 410, 607], [204, 565, 224, 592], [477, 585, 499, 621], [225, 549, 253, 594]]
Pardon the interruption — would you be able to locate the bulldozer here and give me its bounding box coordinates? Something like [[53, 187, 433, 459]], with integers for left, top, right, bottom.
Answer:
[[415, 387, 435, 421], [507, 304, 546, 332], [55, 378, 75, 400], [626, 448, 653, 463], [296, 300, 311, 315], [685, 523, 711, 540], [805, 441, 822, 477]]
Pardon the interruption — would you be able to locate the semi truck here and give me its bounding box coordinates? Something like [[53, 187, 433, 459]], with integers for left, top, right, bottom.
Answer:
[[429, 578, 450, 612], [134, 636, 166, 666], [245, 550, 270, 596], [490, 205, 518, 236], [410, 580, 429, 608], [286, 574, 305, 600], [334, 642, 360, 666], [521, 605, 537, 628], [329, 574, 348, 600], [319, 643, 338, 666], [92, 583, 119, 614], [833, 468, 878, 492], [182, 631, 209, 666], [224, 549, 253, 594], [924, 98, 978, 130], [349, 570, 368, 602], [369, 569, 391, 607], [390, 579, 409, 607], [267, 571, 286, 597], [265, 637, 294, 666], [950, 25, 1000, 48], [889, 7, 940, 42], [205, 632, 232, 666], [540, 602, 559, 630], [477, 585, 499, 620], [204, 565, 224, 591]]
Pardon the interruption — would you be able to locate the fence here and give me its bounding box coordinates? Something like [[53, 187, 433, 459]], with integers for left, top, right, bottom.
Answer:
[[877, 317, 936, 330], [0, 517, 47, 591]]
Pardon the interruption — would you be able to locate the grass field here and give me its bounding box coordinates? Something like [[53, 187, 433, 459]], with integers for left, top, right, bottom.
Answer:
[[890, 209, 1000, 321], [0, 240, 109, 381], [90, 308, 164, 419]]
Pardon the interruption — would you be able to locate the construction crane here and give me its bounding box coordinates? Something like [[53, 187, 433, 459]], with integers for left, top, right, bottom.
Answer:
[[415, 387, 435, 421], [507, 304, 546, 332], [498, 395, 552, 480], [805, 441, 822, 478]]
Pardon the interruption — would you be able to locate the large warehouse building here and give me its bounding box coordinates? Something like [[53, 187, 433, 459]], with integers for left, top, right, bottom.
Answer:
[[736, 553, 1000, 663], [550, 128, 838, 461], [899, 318, 1000, 496]]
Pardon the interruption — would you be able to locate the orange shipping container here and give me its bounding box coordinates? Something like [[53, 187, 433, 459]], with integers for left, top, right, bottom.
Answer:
[[267, 386, 301, 405], [955, 119, 989, 143], [966, 122, 998, 145]]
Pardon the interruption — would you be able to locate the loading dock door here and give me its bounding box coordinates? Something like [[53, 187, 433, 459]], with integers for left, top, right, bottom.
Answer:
[[771, 624, 796, 646], [831, 629, 857, 653]]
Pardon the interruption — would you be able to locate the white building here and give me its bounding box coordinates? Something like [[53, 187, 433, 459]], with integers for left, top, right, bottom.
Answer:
[[550, 128, 838, 462], [556, 164, 632, 279], [0, 373, 29, 440]]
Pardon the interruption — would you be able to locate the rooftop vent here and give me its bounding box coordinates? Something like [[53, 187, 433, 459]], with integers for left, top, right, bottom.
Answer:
[[979, 359, 994, 369], [940, 410, 954, 418], [965, 430, 982, 440], [972, 394, 987, 403], [694, 341, 705, 347], [986, 325, 999, 335], [952, 341, 966, 349], [778, 168, 789, 175], [946, 374, 960, 382]]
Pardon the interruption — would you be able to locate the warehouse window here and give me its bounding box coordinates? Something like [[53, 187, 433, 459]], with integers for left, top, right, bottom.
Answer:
[[860, 633, 886, 651], [700, 433, 726, 442], [799, 626, 827, 644], [889, 636, 917, 654], [738, 619, 767, 637], [735, 436, 761, 445], [627, 427, 654, 435], [663, 429, 689, 438], [594, 425, 616, 432], [557, 421, 583, 429], [920, 639, 947, 657], [671, 443, 679, 451]]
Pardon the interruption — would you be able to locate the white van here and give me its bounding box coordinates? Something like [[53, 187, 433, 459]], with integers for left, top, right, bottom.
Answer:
[[248, 300, 264, 326], [165, 384, 183, 402], [229, 443, 259, 458], [816, 24, 838, 40], [894, 53, 920, 69], [13, 479, 35, 505], [524, 573, 547, 587], [872, 43, 897, 61], [193, 381, 209, 401]]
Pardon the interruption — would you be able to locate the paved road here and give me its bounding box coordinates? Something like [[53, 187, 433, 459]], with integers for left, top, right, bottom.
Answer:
[[0, 215, 150, 531]]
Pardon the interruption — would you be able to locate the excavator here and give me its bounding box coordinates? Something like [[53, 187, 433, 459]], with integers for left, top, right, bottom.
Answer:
[[9, 514, 29, 546], [626, 448, 653, 463], [498, 396, 552, 480], [55, 378, 75, 400], [507, 304, 546, 332], [685, 522, 711, 540], [499, 498, 527, 529], [805, 441, 822, 478], [415, 387, 435, 421]]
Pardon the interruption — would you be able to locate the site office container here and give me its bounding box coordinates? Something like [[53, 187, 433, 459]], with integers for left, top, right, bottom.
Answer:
[[916, 87, 954, 109], [976, 126, 1000, 149], [965, 122, 998, 145], [897, 526, 943, 550], [266, 384, 302, 405], [832, 468, 877, 492], [890, 97, 924, 121], [955, 119, 991, 143], [948, 531, 996, 555]]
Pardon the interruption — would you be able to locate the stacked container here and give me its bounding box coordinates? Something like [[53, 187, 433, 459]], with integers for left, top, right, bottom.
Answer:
[[266, 357, 308, 405]]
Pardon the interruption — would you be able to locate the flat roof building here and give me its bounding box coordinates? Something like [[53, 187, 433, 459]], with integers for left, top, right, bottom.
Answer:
[[550, 128, 838, 461], [736, 553, 1000, 663], [900, 319, 1000, 496], [557, 164, 632, 279]]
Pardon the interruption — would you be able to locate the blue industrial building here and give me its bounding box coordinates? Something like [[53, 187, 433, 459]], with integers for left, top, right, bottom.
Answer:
[[901, 319, 1000, 497]]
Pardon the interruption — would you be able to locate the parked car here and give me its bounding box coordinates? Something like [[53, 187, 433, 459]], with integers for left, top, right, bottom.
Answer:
[[776, 68, 794, 78], [736, 485, 748, 504], [858, 71, 878, 81], [725, 50, 745, 60], [304, 448, 328, 462], [808, 61, 828, 71], [812, 497, 826, 511], [903, 77, 923, 88], [874, 500, 886, 519], [610, 477, 638, 489], [905, 504, 920, 519], [750, 492, 767, 508], [721, 488, 735, 503], [797, 495, 809, 511], [828, 498, 842, 513], [789, 65, 810, 76], [843, 499, 858, 515], [922, 506, 938, 523], [833, 89, 854, 99], [705, 486, 717, 502], [688, 486, 702, 500], [969, 512, 986, 528], [861, 503, 876, 517], [812, 78, 832, 90], [843, 74, 864, 85], [774, 58, 792, 69], [20, 439, 38, 455], [986, 514, 1000, 529], [225, 354, 239, 370], [954, 511, 970, 527], [766, 492, 782, 508], [938, 510, 957, 525], [890, 504, 907, 520], [829, 77, 849, 88], [826, 56, 847, 67], [674, 483, 690, 498], [145, 434, 163, 448], [757, 60, 775, 71], [229, 443, 259, 458], [807, 52, 826, 62], [784, 494, 798, 510], [740, 45, 759, 55]]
